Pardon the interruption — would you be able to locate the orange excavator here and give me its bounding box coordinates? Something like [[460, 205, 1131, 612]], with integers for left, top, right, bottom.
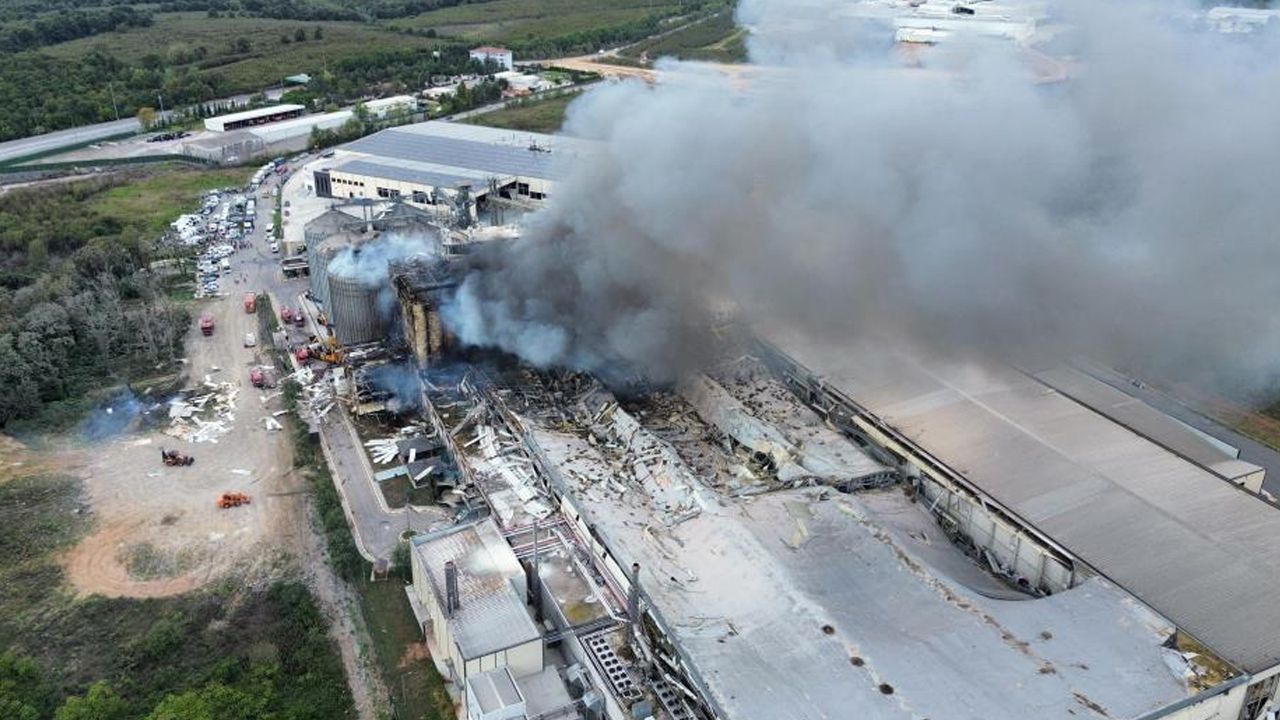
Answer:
[[216, 492, 251, 509]]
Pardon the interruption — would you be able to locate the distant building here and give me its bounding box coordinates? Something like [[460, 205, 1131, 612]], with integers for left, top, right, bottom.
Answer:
[[204, 104, 305, 133], [470, 46, 514, 71], [284, 73, 312, 85], [360, 95, 419, 118]]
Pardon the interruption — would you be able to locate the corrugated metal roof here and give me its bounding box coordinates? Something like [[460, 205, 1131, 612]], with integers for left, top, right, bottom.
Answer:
[[1034, 367, 1263, 485], [774, 337, 1280, 673], [333, 158, 482, 190], [412, 518, 540, 660], [343, 123, 578, 181], [530, 426, 1198, 720], [208, 103, 303, 125]]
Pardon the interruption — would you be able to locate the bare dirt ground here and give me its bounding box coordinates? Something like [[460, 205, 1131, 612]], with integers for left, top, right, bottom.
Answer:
[[46, 237, 386, 718], [61, 291, 297, 598]]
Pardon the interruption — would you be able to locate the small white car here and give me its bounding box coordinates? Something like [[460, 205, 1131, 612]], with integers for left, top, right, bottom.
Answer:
[[269, 242, 279, 253], [243, 332, 256, 348]]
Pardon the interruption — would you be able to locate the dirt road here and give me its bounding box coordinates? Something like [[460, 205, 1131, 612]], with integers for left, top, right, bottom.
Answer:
[[63, 282, 298, 598]]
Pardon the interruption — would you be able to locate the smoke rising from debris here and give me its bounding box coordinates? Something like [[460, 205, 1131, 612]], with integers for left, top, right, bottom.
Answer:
[[444, 0, 1280, 390]]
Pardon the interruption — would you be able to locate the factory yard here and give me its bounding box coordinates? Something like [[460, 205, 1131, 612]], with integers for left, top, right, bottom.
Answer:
[[62, 291, 300, 598]]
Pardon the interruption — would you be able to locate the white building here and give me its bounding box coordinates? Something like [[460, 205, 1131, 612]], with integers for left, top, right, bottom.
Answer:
[[313, 121, 588, 206], [204, 104, 304, 132], [407, 518, 543, 689], [470, 46, 514, 71], [361, 95, 419, 118]]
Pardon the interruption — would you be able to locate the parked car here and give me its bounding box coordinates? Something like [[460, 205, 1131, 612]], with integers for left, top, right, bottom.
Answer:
[[243, 332, 256, 348]]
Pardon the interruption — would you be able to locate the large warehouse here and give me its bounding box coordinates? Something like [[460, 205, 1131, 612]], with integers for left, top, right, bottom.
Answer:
[[761, 332, 1280, 720], [204, 103, 304, 132], [313, 121, 587, 207]]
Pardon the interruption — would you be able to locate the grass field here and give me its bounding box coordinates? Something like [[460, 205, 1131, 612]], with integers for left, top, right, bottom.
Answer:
[[620, 9, 747, 63], [90, 165, 253, 235], [464, 91, 581, 134], [389, 0, 692, 52], [41, 12, 438, 93], [357, 580, 454, 720], [0, 470, 354, 718]]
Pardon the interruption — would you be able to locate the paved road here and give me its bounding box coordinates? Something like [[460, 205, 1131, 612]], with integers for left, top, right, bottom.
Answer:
[[242, 160, 449, 563], [1081, 362, 1280, 496], [0, 86, 284, 166], [0, 118, 141, 164]]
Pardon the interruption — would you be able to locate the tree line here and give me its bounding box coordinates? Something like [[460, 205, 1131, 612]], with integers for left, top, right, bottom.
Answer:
[[0, 177, 190, 429], [0, 6, 151, 53], [0, 583, 353, 720]]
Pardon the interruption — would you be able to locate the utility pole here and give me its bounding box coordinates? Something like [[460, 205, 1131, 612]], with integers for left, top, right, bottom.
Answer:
[[109, 83, 120, 121], [157, 93, 166, 120]]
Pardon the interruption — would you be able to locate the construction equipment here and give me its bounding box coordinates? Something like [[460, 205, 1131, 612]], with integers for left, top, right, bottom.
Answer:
[[216, 491, 252, 509], [199, 314, 215, 336], [160, 448, 195, 466], [314, 327, 344, 364]]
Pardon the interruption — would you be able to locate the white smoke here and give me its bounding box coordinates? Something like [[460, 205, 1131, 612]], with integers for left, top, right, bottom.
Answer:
[[443, 0, 1280, 391]]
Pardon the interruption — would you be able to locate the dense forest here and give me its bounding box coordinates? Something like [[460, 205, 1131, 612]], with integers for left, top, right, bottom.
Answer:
[[0, 176, 191, 429]]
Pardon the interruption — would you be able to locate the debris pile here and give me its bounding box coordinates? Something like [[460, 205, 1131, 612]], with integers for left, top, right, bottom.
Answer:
[[165, 379, 238, 443]]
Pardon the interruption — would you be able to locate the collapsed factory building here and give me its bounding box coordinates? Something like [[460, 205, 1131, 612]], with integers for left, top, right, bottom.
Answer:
[[280, 120, 1280, 720]]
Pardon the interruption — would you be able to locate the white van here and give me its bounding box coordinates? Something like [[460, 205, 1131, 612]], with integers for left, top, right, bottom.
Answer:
[[220, 258, 231, 274]]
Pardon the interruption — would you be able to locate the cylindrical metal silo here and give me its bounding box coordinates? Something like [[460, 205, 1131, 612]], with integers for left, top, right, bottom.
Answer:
[[326, 270, 384, 345], [308, 230, 363, 309]]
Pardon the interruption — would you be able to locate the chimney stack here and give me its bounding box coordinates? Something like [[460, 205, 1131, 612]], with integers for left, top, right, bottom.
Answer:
[[445, 561, 460, 616], [628, 562, 641, 627]]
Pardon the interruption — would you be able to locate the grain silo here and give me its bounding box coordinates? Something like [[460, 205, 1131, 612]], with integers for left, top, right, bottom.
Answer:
[[326, 259, 385, 345], [308, 229, 366, 310]]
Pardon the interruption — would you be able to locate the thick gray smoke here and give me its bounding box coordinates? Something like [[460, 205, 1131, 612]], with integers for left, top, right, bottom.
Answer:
[[330, 231, 439, 324], [444, 0, 1280, 390]]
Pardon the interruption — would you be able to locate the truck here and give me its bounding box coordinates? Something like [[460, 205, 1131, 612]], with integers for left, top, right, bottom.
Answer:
[[199, 314, 215, 336], [280, 306, 293, 323], [243, 293, 256, 313]]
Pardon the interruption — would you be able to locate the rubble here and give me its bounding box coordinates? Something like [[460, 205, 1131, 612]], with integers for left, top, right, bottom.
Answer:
[[164, 381, 238, 443]]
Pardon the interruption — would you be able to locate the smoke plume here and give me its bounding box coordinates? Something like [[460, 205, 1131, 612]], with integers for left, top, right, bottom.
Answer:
[[443, 0, 1280, 390]]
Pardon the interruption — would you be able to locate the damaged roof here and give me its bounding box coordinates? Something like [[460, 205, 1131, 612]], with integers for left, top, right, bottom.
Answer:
[[773, 335, 1280, 674], [528, 424, 1199, 720], [411, 517, 540, 660]]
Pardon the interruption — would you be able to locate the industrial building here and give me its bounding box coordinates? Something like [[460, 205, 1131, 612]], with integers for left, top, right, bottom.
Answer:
[[757, 333, 1280, 720], [186, 108, 353, 163], [361, 95, 419, 118], [204, 104, 304, 132], [471, 46, 514, 71], [406, 519, 546, 702], [313, 121, 585, 208]]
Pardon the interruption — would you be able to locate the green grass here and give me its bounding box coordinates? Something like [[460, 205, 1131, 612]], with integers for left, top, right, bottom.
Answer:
[[0, 472, 355, 718], [619, 8, 746, 63], [90, 165, 253, 236], [356, 580, 454, 720], [390, 0, 686, 45], [41, 12, 439, 93], [463, 91, 581, 134], [379, 476, 438, 509]]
